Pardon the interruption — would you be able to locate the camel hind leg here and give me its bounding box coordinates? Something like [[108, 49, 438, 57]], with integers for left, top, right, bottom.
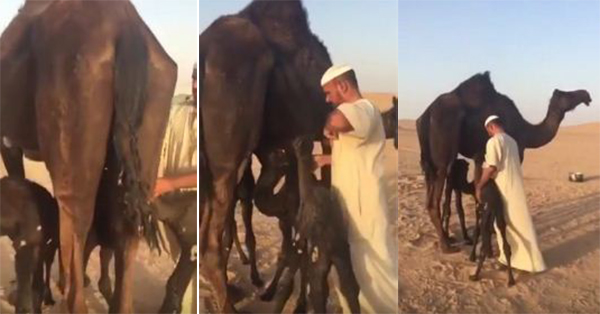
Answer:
[[495, 208, 515, 286]]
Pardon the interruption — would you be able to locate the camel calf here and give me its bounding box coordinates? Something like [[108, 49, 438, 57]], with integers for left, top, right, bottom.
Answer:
[[271, 137, 360, 313], [469, 180, 516, 287], [0, 176, 59, 313]]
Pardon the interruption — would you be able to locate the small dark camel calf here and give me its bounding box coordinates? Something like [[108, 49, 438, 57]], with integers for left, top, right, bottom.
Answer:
[[469, 180, 516, 287], [0, 176, 59, 313], [269, 137, 361, 313]]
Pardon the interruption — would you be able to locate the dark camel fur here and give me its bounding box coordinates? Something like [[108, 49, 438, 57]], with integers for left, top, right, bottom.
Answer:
[[198, 1, 333, 311], [0, 176, 58, 313], [1, 1, 176, 311], [441, 159, 475, 244], [468, 180, 516, 287]]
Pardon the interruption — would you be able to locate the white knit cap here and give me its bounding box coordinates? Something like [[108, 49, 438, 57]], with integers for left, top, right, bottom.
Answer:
[[484, 115, 499, 128], [320, 64, 352, 86]]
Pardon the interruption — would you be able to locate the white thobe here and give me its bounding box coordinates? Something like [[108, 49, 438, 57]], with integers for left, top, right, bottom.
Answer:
[[332, 99, 398, 314], [157, 99, 198, 313], [485, 132, 546, 273]]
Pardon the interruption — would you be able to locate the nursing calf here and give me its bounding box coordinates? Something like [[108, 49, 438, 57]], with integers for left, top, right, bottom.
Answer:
[[0, 177, 59, 313], [469, 180, 516, 287], [268, 137, 360, 313]]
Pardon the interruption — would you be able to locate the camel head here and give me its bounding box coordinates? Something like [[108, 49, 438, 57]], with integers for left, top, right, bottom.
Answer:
[[292, 136, 314, 158], [241, 0, 333, 138], [549, 89, 591, 114], [456, 71, 497, 109]]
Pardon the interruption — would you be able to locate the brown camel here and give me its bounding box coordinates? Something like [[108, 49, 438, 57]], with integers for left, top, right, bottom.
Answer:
[[198, 1, 333, 311], [382, 96, 399, 149], [416, 71, 591, 253], [0, 1, 176, 312]]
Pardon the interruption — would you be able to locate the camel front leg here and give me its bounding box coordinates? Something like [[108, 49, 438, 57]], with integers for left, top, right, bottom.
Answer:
[[200, 173, 237, 313], [429, 169, 459, 253]]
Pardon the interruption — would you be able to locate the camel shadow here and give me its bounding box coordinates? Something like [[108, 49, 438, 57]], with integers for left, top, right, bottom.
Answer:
[[534, 193, 600, 269]]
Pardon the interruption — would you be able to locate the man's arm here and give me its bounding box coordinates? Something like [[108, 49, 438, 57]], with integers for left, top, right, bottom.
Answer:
[[154, 172, 197, 197], [324, 109, 353, 139], [476, 166, 497, 202]]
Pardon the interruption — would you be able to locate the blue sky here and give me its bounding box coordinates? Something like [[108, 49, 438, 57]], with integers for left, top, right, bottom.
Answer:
[[399, 0, 600, 125], [0, 0, 197, 95], [199, 0, 399, 94]]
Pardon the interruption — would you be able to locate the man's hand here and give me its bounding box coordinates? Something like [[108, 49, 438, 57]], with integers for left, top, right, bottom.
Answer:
[[313, 154, 331, 169], [154, 178, 174, 198], [323, 128, 338, 140]]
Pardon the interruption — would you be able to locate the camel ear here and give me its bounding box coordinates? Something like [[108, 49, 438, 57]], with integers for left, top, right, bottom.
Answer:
[[483, 71, 490, 78], [553, 89, 561, 96], [393, 96, 398, 106]]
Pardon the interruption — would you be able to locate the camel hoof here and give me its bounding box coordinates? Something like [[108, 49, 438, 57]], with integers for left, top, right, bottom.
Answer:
[[260, 288, 276, 302], [463, 237, 473, 245], [441, 245, 460, 254], [448, 236, 458, 244], [469, 274, 480, 282], [508, 278, 516, 287], [251, 276, 264, 288], [293, 302, 307, 314], [227, 284, 245, 304]]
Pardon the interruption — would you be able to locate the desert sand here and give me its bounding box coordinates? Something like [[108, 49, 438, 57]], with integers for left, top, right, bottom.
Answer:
[[398, 119, 600, 313]]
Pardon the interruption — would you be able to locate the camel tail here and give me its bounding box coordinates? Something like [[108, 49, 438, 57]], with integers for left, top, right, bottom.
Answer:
[[113, 23, 161, 251], [416, 109, 435, 185]]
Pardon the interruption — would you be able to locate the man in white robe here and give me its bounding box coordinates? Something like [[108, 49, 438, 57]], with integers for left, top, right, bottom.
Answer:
[[153, 63, 198, 313], [317, 64, 398, 314], [476, 115, 547, 273]]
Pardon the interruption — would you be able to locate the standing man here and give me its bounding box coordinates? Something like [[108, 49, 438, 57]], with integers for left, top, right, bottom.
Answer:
[[154, 63, 198, 313], [319, 64, 398, 314], [476, 115, 547, 273]]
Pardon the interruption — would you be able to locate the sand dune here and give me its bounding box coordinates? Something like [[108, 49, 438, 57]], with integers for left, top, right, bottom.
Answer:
[[398, 121, 600, 313]]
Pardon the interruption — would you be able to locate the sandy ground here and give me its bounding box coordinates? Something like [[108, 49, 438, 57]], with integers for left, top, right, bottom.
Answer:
[[198, 93, 399, 313], [398, 119, 600, 313]]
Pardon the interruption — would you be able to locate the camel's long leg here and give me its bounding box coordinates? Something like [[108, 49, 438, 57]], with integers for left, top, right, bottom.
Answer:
[[261, 221, 292, 301], [159, 245, 196, 313], [240, 195, 262, 286], [14, 244, 39, 314], [470, 206, 493, 281], [110, 237, 139, 313], [441, 177, 453, 239], [0, 143, 24, 177], [495, 208, 516, 286], [200, 172, 237, 313], [429, 168, 458, 253], [455, 189, 472, 243], [469, 205, 482, 262], [307, 257, 331, 314], [332, 246, 360, 314], [98, 247, 114, 304]]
